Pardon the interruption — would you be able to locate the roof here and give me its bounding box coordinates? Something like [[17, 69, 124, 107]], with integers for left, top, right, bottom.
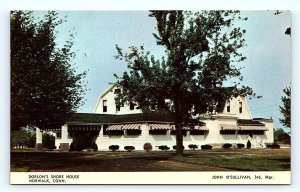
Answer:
[[237, 119, 265, 126], [66, 113, 116, 124], [67, 112, 205, 125]]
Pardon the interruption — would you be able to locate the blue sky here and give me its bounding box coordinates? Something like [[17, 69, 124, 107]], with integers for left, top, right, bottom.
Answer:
[[35, 11, 291, 130]]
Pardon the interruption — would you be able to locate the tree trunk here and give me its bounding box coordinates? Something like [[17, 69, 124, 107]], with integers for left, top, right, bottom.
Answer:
[[175, 122, 184, 157]]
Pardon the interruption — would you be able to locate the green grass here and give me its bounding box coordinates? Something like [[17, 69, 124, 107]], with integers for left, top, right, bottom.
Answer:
[[11, 148, 290, 172], [173, 156, 290, 171]]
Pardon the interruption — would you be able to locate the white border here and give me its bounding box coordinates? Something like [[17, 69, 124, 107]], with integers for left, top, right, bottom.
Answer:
[[1, 0, 299, 191]]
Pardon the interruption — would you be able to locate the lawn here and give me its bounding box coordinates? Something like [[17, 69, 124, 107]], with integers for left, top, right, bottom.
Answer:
[[11, 148, 290, 172]]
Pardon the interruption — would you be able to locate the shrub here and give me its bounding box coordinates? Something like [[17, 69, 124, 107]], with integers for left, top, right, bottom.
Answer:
[[109, 145, 119, 151], [143, 143, 152, 151], [266, 143, 280, 149], [173, 145, 185, 150], [237, 143, 245, 149], [247, 140, 251, 149], [91, 143, 98, 151], [188, 144, 198, 150], [124, 146, 135, 152], [157, 145, 170, 151], [201, 144, 212, 150], [222, 143, 232, 149]]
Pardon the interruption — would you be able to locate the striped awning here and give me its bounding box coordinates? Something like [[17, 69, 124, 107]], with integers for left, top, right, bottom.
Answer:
[[239, 126, 268, 131], [194, 125, 209, 130], [171, 125, 208, 130], [150, 124, 172, 130], [107, 124, 123, 131], [220, 124, 239, 130], [122, 124, 140, 130]]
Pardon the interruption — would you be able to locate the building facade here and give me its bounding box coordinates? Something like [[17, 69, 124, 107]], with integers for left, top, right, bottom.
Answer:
[[36, 84, 274, 151]]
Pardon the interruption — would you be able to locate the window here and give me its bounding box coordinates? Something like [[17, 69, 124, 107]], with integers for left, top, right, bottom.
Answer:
[[127, 129, 141, 135], [103, 100, 107, 112], [149, 130, 167, 135], [220, 130, 236, 135], [190, 130, 205, 135], [114, 89, 121, 94], [129, 102, 135, 110], [227, 105, 230, 112], [171, 130, 188, 136], [239, 102, 242, 113]]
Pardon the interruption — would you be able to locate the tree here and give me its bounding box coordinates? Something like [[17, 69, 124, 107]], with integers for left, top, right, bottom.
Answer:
[[114, 11, 253, 157], [11, 128, 35, 148], [279, 86, 291, 128], [11, 11, 87, 131], [274, 128, 290, 144]]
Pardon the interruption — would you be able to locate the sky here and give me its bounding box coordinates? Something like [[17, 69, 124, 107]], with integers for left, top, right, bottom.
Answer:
[[34, 11, 292, 130]]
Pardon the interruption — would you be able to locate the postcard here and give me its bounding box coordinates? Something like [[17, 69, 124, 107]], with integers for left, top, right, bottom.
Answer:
[[10, 10, 291, 184]]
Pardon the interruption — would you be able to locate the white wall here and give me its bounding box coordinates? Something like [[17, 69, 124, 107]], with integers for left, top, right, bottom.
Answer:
[[94, 85, 142, 115], [221, 96, 252, 119], [94, 120, 274, 151]]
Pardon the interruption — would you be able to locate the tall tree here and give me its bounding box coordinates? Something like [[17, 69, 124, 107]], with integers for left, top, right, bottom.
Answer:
[[114, 11, 253, 156], [279, 86, 291, 128], [11, 11, 87, 131]]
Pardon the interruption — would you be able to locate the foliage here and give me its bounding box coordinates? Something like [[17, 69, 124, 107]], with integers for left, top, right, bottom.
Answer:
[[109, 145, 119, 151], [157, 145, 170, 151], [91, 143, 98, 151], [266, 143, 280, 149], [247, 140, 251, 149], [173, 145, 185, 150], [188, 144, 199, 150], [124, 146, 135, 151], [201, 144, 212, 150], [279, 86, 291, 128], [222, 143, 232, 149], [11, 11, 87, 130], [236, 143, 245, 149], [143, 143, 152, 151], [42, 133, 56, 150], [274, 128, 290, 144], [11, 128, 35, 148], [114, 11, 254, 156]]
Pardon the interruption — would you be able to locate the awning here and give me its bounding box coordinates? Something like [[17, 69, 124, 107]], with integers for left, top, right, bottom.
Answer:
[[194, 126, 209, 130], [220, 124, 239, 130], [150, 124, 172, 130], [171, 125, 208, 130], [122, 124, 140, 130], [107, 124, 123, 131], [239, 126, 268, 131]]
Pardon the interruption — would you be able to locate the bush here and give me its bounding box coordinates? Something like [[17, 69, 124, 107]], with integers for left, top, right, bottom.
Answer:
[[173, 145, 185, 150], [157, 145, 170, 151], [222, 143, 232, 149], [266, 143, 280, 149], [91, 143, 98, 151], [124, 146, 135, 152], [201, 144, 212, 150], [109, 145, 119, 151], [188, 144, 198, 150], [247, 140, 251, 149], [237, 143, 245, 149], [143, 143, 152, 151]]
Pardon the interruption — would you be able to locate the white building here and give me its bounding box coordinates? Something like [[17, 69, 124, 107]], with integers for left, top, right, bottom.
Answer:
[[36, 84, 274, 151]]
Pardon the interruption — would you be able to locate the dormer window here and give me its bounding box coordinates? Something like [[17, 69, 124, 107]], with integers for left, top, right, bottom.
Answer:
[[227, 105, 230, 112], [114, 89, 121, 94], [103, 100, 107, 112], [239, 102, 242, 113]]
